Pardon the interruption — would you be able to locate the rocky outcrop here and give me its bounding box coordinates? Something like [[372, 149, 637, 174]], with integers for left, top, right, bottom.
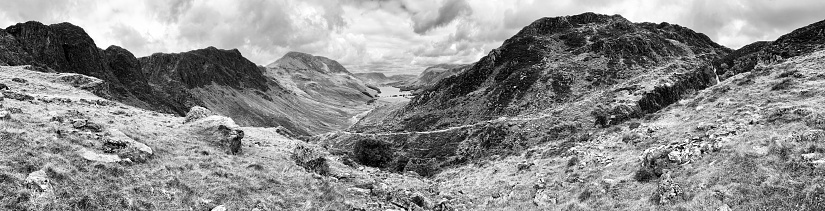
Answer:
[[715, 19, 825, 79]]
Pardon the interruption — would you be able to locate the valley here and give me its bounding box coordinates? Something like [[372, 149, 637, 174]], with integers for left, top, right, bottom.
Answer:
[[2, 9, 825, 211]]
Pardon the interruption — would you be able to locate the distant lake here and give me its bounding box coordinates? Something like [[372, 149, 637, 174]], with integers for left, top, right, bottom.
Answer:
[[377, 86, 412, 102]]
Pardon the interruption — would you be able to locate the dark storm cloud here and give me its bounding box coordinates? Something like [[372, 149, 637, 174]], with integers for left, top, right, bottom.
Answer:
[[412, 0, 472, 34]]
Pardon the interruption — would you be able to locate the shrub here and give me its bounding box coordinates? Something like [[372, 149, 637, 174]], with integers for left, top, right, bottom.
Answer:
[[291, 145, 330, 176], [351, 138, 394, 168], [770, 78, 796, 91]]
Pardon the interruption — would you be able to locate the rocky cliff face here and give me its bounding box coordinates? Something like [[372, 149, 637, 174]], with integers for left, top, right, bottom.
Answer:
[[0, 21, 152, 107], [714, 19, 825, 79]]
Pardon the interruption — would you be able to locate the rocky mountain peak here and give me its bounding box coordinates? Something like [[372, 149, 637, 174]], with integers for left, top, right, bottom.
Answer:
[[140, 46, 269, 92], [386, 12, 731, 131]]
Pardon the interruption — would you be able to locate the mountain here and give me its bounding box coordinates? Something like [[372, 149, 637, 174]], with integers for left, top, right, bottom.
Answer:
[[0, 21, 153, 109], [397, 63, 471, 92], [265, 52, 379, 104], [352, 72, 417, 87], [0, 21, 375, 136], [353, 12, 730, 132]]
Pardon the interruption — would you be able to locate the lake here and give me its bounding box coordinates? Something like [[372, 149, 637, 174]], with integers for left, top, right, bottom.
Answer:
[[377, 86, 412, 102]]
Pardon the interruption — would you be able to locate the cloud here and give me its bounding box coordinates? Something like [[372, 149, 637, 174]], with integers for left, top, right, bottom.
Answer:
[[1, 0, 824, 75], [411, 0, 473, 34]]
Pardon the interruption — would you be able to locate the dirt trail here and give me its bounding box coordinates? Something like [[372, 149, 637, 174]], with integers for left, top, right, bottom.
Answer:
[[339, 113, 555, 136]]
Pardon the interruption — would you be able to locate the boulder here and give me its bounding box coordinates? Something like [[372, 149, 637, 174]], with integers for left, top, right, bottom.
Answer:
[[24, 169, 53, 197], [11, 78, 27, 83], [0, 83, 8, 90], [185, 115, 244, 154], [103, 129, 153, 163], [185, 106, 213, 123], [71, 119, 104, 132], [0, 111, 10, 120]]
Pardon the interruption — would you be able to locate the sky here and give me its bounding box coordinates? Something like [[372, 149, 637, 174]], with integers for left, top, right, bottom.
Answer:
[[1, 0, 823, 75]]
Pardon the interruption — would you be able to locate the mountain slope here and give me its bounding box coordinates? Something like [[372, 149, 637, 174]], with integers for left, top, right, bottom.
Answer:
[[398, 63, 470, 92], [265, 52, 378, 106]]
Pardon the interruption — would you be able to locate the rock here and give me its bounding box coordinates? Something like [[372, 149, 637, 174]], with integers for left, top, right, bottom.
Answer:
[[185, 106, 213, 123], [0, 111, 11, 120], [6, 107, 22, 114], [211, 205, 226, 211], [71, 119, 104, 132], [348, 187, 370, 195], [56, 74, 109, 97], [654, 172, 682, 204], [78, 148, 123, 163], [2, 91, 34, 101], [24, 170, 52, 196], [801, 153, 823, 160], [11, 78, 27, 83], [410, 192, 433, 209], [103, 129, 153, 163], [185, 115, 245, 155], [533, 190, 557, 207], [0, 83, 8, 90], [717, 204, 732, 211], [812, 159, 825, 169], [517, 161, 534, 171]]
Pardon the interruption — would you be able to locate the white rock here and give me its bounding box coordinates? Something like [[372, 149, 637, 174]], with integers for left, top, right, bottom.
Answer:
[[78, 148, 122, 163], [25, 170, 51, 192], [211, 205, 226, 211]]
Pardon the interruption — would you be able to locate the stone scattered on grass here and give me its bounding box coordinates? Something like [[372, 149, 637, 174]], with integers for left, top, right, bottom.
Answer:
[[11, 78, 27, 83]]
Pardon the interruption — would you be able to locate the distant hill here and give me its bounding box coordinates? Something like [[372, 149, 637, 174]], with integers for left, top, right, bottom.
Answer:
[[397, 63, 471, 92], [353, 72, 417, 87]]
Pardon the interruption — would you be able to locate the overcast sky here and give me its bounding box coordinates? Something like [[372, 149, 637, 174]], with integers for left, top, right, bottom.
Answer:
[[1, 0, 823, 74]]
